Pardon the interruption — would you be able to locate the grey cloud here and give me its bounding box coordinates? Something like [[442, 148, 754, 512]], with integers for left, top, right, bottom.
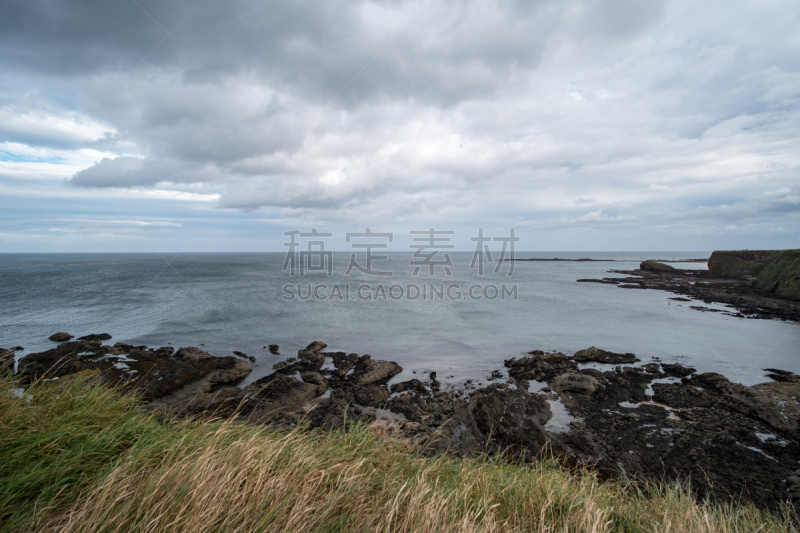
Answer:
[[69, 156, 147, 187], [2, 0, 799, 251]]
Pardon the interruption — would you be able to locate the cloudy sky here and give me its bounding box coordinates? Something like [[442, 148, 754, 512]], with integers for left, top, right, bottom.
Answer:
[[1, 0, 798, 253]]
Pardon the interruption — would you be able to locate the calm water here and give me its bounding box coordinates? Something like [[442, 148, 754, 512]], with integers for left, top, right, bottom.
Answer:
[[1, 252, 798, 387]]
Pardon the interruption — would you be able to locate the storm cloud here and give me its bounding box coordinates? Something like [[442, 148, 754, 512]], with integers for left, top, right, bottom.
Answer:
[[1, 0, 798, 252]]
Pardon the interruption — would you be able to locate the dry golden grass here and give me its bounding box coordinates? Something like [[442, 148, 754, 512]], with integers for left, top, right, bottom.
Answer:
[[2, 376, 796, 532]]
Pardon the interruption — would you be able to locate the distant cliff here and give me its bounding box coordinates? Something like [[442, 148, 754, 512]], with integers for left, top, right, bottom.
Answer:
[[708, 249, 800, 300]]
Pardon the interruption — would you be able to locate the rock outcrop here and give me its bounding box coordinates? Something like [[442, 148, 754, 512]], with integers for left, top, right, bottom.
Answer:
[[48, 332, 74, 342], [640, 260, 676, 273], [572, 346, 638, 364], [17, 341, 251, 402], [10, 333, 800, 511], [709, 249, 800, 300]]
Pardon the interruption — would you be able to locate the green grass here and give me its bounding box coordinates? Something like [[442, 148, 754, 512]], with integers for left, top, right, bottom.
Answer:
[[1, 374, 796, 532]]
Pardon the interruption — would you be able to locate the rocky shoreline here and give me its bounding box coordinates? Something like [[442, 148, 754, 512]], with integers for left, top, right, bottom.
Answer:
[[4, 334, 800, 511], [577, 261, 800, 322]]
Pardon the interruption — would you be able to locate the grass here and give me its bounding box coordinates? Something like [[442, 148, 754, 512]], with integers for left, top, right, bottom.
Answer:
[[1, 374, 797, 532]]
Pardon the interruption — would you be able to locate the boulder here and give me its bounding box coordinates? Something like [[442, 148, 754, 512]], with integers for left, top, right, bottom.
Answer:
[[640, 260, 676, 273], [353, 384, 391, 406], [660, 363, 695, 378], [344, 356, 402, 387], [572, 346, 639, 365], [49, 332, 74, 342], [77, 333, 112, 341], [460, 384, 551, 456], [240, 375, 326, 422], [505, 351, 577, 382], [391, 379, 429, 395]]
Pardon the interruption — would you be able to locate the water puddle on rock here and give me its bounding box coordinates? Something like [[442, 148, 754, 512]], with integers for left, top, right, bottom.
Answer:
[[645, 376, 681, 397], [545, 398, 574, 433]]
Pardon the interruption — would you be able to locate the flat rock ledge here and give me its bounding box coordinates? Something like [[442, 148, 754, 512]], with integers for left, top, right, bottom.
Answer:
[[7, 338, 800, 511]]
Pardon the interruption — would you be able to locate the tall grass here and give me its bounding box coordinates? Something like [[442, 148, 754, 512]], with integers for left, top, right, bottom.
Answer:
[[1, 375, 795, 532]]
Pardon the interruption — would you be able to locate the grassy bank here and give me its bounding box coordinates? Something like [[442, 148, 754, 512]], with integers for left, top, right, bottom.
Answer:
[[1, 375, 795, 532]]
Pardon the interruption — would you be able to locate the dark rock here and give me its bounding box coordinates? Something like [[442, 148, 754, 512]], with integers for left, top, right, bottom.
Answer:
[[640, 260, 676, 273], [548, 363, 800, 511], [268, 344, 280, 354], [10, 346, 24, 351], [345, 357, 402, 387], [327, 352, 358, 377], [18, 342, 251, 401], [49, 332, 74, 342], [296, 341, 327, 370], [487, 369, 504, 381], [77, 333, 112, 341], [660, 363, 695, 378], [551, 373, 601, 395], [458, 383, 551, 457], [763, 368, 800, 383], [572, 346, 639, 364], [233, 350, 256, 362], [353, 384, 390, 406], [505, 351, 577, 382], [391, 379, 429, 395], [239, 375, 325, 422]]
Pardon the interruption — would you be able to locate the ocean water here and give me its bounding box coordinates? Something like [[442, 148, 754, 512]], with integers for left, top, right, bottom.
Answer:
[[1, 252, 798, 388]]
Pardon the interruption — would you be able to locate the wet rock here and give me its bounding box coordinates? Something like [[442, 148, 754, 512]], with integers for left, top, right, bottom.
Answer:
[[353, 384, 391, 406], [505, 351, 577, 382], [268, 344, 280, 355], [296, 341, 327, 370], [17, 342, 251, 401], [572, 346, 639, 365], [600, 264, 800, 322], [49, 332, 74, 342], [660, 363, 695, 378], [391, 379, 429, 395], [643, 363, 661, 373], [344, 356, 402, 387], [548, 363, 800, 510], [10, 346, 24, 352], [299, 371, 326, 390], [487, 369, 504, 381], [154, 346, 174, 357], [239, 373, 326, 422], [233, 350, 256, 362], [551, 373, 601, 395], [77, 333, 112, 341], [763, 368, 800, 383], [458, 383, 551, 457], [327, 352, 359, 377], [640, 260, 676, 273]]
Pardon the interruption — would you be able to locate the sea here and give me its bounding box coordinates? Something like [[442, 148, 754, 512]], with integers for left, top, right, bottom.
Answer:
[[1, 252, 798, 388]]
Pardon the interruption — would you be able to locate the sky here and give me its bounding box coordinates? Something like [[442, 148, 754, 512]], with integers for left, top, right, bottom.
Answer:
[[1, 0, 798, 253]]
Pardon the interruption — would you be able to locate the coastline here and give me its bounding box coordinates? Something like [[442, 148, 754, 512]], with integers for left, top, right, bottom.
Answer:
[[6, 334, 800, 511]]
